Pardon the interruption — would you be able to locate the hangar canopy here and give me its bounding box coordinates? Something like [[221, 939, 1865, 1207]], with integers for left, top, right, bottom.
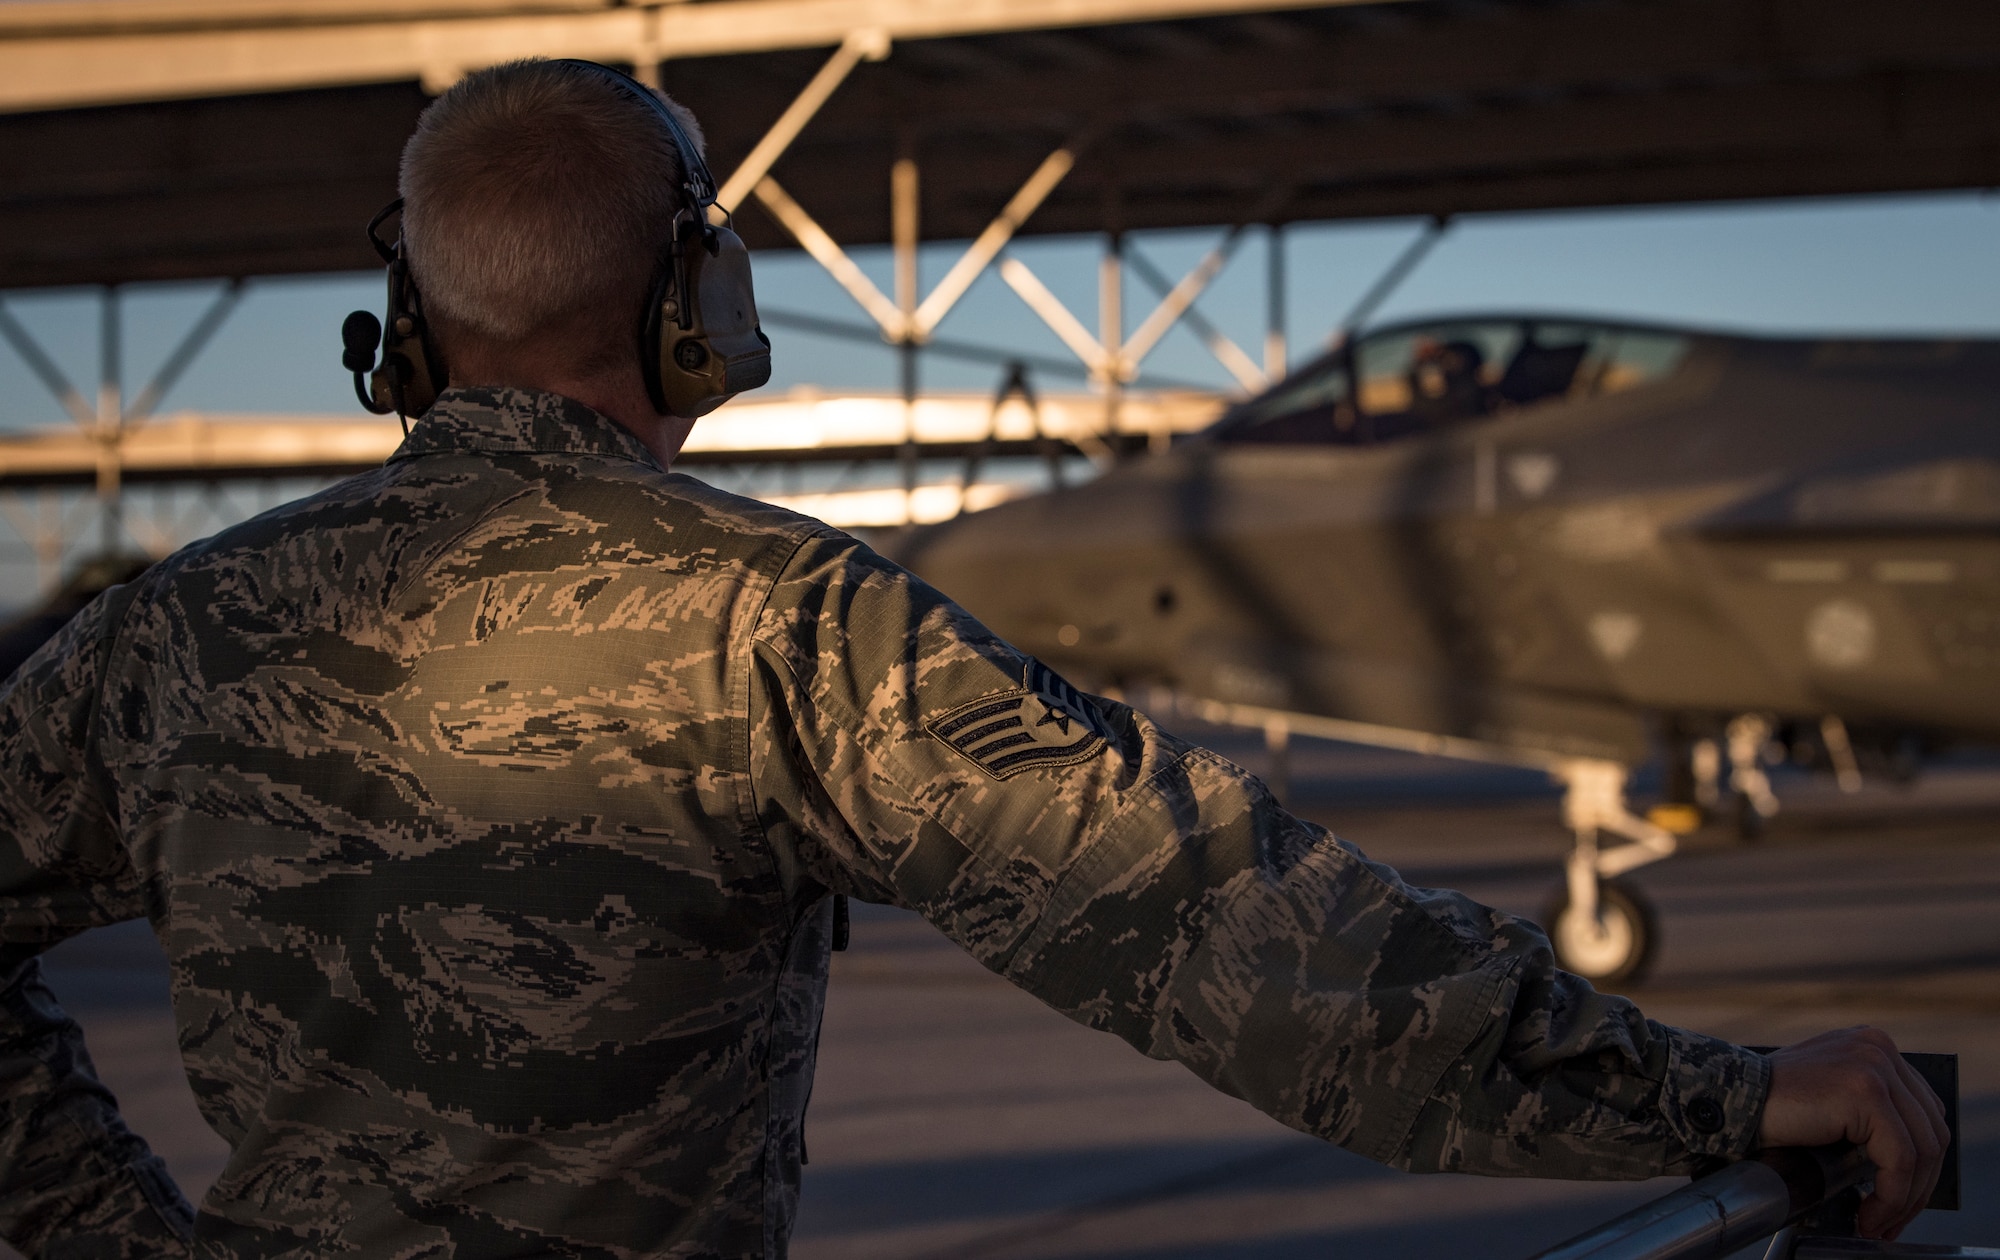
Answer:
[[4, 0, 1998, 289]]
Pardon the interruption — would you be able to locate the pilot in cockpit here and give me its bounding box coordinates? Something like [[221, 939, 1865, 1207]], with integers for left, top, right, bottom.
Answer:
[[1407, 336, 1492, 425]]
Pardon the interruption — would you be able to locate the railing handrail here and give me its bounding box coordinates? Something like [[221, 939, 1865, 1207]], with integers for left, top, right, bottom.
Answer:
[[1526, 1146, 1872, 1260]]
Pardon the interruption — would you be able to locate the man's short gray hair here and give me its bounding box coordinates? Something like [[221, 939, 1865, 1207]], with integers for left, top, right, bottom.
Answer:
[[399, 59, 707, 356]]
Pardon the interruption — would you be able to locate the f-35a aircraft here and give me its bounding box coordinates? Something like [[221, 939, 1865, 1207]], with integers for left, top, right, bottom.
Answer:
[[899, 313, 2000, 982]]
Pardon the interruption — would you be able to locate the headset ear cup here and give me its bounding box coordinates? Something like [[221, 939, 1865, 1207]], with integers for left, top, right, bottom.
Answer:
[[375, 252, 443, 419], [651, 225, 769, 419]]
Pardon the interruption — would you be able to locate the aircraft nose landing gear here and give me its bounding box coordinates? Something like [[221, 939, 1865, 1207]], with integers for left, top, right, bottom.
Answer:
[[1544, 874, 1657, 985], [1541, 759, 1675, 984]]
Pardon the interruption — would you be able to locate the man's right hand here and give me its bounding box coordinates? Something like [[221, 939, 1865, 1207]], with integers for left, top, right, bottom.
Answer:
[[1757, 1026, 1950, 1241]]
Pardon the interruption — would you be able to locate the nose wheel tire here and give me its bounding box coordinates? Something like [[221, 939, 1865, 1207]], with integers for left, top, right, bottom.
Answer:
[[1541, 878, 1657, 985]]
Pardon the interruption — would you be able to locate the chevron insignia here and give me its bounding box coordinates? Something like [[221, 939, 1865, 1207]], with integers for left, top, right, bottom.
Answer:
[[927, 659, 1113, 780]]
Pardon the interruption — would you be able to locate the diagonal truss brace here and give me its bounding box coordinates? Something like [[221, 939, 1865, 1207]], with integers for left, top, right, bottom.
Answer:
[[713, 28, 1083, 350], [998, 257, 1114, 378], [753, 175, 910, 338], [1334, 214, 1452, 342], [910, 147, 1075, 339], [0, 282, 245, 432], [700, 27, 1260, 396], [752, 143, 1079, 346], [1124, 234, 1265, 391], [0, 300, 93, 426], [998, 226, 1264, 391], [126, 279, 244, 423], [711, 29, 890, 220]]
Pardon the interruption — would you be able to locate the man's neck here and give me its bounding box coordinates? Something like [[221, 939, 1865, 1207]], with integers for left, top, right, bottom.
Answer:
[[445, 349, 695, 468], [552, 377, 697, 469]]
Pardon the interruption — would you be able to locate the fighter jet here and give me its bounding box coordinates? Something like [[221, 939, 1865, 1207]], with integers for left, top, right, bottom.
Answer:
[[897, 313, 2000, 982]]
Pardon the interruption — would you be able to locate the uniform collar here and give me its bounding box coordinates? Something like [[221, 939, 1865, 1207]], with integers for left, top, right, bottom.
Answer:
[[389, 385, 664, 469]]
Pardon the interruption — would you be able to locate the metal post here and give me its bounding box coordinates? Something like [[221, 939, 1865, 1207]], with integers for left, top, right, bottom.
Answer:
[[753, 176, 908, 337], [900, 344, 919, 506], [1263, 716, 1291, 806], [892, 154, 919, 320], [39, 491, 63, 595], [1529, 1161, 1796, 1260], [997, 257, 1113, 379], [757, 135, 1076, 348], [631, 8, 661, 91], [1265, 222, 1287, 381], [96, 286, 123, 557], [893, 150, 920, 506], [1100, 224, 1124, 447]]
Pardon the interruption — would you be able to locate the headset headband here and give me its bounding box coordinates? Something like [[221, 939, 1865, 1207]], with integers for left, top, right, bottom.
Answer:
[[551, 60, 717, 214], [345, 57, 768, 423]]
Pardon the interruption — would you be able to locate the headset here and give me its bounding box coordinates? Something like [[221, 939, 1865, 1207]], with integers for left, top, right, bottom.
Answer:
[[342, 60, 772, 429]]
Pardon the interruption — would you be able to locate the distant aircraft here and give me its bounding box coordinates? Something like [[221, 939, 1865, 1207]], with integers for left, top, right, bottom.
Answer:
[[898, 313, 2000, 982]]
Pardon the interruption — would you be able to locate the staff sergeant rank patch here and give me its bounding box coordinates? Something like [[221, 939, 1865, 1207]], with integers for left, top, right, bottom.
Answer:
[[928, 659, 1116, 780]]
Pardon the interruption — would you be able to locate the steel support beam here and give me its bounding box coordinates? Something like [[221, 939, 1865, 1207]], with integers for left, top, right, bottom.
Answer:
[[752, 174, 907, 337], [891, 154, 920, 320], [0, 0, 1408, 114], [893, 148, 920, 499], [790, 0, 2000, 145], [711, 28, 890, 219], [0, 300, 94, 425], [125, 278, 245, 422], [998, 257, 1112, 379], [1121, 231, 1265, 393], [1264, 223, 1286, 381], [12, 4, 2000, 287], [1336, 215, 1449, 339], [1119, 229, 1240, 365], [95, 287, 124, 554], [912, 144, 1077, 339], [755, 135, 1079, 352]]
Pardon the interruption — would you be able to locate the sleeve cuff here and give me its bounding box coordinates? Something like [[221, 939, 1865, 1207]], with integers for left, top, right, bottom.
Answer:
[[1657, 1024, 1771, 1163]]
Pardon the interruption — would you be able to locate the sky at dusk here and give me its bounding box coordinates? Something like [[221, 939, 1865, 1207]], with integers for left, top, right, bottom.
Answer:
[[2, 189, 1999, 430]]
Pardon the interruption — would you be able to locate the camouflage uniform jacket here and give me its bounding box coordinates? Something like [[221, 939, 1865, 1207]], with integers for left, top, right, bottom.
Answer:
[[0, 386, 1769, 1258]]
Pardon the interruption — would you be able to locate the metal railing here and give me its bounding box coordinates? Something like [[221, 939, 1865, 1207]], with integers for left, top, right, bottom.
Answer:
[[1528, 1054, 1991, 1260], [1528, 1146, 1867, 1260]]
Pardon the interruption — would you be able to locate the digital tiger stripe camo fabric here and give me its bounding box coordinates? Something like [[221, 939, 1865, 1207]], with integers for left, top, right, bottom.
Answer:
[[0, 386, 1768, 1257]]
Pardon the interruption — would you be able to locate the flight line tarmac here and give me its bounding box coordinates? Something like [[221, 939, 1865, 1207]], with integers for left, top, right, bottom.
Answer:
[[14, 735, 2000, 1259]]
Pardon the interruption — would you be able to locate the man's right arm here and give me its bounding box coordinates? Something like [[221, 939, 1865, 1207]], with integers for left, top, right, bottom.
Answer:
[[749, 532, 1761, 1177], [747, 529, 1944, 1235]]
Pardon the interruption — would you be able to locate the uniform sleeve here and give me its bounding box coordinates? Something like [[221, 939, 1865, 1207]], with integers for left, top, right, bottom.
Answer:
[[747, 529, 1769, 1181], [0, 590, 195, 1256]]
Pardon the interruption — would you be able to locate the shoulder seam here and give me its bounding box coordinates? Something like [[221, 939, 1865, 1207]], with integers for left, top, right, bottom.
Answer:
[[79, 580, 148, 862], [741, 523, 848, 864]]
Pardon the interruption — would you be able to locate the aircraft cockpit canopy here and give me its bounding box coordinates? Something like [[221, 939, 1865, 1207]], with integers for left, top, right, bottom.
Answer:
[[1216, 318, 1690, 446]]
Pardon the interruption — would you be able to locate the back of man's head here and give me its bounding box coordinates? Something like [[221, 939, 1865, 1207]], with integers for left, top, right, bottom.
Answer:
[[399, 59, 707, 374]]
